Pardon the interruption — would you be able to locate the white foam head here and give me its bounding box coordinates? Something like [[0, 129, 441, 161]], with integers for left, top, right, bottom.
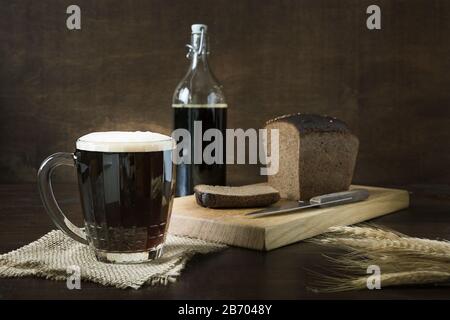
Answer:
[[76, 131, 175, 153]]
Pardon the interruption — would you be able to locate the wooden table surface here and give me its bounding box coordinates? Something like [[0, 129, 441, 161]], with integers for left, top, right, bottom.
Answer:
[[0, 183, 449, 300]]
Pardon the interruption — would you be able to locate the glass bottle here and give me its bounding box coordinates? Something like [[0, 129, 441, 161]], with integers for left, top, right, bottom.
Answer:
[[172, 24, 227, 196]]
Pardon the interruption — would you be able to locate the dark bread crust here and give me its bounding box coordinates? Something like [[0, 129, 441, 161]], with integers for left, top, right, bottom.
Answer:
[[266, 113, 350, 134], [194, 185, 281, 208]]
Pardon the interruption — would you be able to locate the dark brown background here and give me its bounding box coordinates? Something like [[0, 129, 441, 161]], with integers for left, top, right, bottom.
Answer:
[[1, 0, 449, 186]]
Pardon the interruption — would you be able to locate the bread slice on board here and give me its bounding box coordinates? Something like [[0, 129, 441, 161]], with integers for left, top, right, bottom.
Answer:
[[194, 184, 280, 208], [265, 113, 359, 200]]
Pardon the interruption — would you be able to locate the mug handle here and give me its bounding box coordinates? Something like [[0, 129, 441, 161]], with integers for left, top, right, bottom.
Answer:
[[37, 152, 88, 244]]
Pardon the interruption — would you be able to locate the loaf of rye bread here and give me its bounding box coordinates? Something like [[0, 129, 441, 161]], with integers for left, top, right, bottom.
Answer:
[[265, 113, 359, 200], [194, 184, 280, 208]]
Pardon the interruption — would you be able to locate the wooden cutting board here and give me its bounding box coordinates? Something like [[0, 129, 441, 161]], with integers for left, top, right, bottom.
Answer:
[[168, 185, 409, 251]]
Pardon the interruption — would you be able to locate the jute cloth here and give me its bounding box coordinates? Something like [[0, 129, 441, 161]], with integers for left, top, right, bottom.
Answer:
[[0, 230, 226, 289]]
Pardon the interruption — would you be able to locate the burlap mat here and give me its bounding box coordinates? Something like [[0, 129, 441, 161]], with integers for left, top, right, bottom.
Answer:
[[0, 230, 227, 289]]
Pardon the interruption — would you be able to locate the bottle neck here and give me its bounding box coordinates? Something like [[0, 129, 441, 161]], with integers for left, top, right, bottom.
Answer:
[[189, 33, 210, 70], [190, 52, 209, 70]]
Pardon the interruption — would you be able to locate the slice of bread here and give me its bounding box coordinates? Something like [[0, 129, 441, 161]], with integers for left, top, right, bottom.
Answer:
[[194, 184, 280, 208]]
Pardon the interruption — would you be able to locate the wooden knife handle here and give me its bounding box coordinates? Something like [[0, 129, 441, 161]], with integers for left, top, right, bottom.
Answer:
[[309, 189, 370, 207]]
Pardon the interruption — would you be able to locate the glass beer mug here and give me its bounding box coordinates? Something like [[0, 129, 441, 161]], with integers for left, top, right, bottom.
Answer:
[[37, 131, 176, 263]]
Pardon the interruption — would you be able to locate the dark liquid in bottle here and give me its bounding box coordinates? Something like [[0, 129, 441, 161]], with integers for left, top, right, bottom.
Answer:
[[173, 105, 227, 196], [75, 150, 174, 252]]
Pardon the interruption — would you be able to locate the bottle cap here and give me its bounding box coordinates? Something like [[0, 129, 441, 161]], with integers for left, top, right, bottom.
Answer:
[[191, 24, 208, 34]]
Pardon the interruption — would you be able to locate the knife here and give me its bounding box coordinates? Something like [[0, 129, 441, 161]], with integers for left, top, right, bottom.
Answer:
[[245, 189, 370, 218]]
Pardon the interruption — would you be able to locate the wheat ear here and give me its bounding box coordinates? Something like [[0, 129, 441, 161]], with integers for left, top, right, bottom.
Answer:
[[308, 224, 450, 291]]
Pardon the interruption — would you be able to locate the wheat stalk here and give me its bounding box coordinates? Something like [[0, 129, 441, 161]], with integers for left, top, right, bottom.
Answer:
[[311, 270, 450, 292], [308, 224, 450, 291], [317, 225, 450, 258], [328, 225, 450, 250], [316, 237, 450, 260]]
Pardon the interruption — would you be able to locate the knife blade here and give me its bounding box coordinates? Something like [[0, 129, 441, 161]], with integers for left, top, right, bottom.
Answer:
[[245, 189, 370, 218]]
